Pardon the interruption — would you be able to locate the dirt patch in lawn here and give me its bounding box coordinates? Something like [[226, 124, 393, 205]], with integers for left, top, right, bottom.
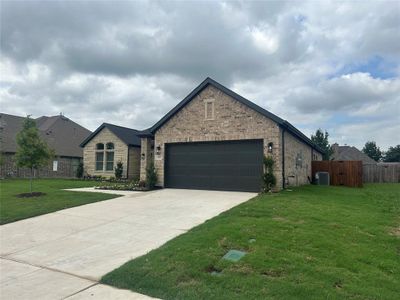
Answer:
[[16, 192, 46, 198], [389, 227, 400, 237]]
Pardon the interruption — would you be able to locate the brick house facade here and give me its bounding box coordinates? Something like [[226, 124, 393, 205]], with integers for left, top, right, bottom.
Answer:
[[0, 113, 90, 178], [81, 124, 141, 179], [83, 77, 323, 191], [139, 78, 323, 191]]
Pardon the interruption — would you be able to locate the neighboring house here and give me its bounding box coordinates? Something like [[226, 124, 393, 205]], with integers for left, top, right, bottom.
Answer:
[[0, 113, 91, 178], [331, 143, 377, 165], [82, 77, 324, 191], [80, 123, 142, 179]]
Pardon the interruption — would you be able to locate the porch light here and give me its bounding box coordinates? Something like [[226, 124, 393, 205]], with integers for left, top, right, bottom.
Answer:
[[268, 142, 273, 153], [156, 145, 161, 156]]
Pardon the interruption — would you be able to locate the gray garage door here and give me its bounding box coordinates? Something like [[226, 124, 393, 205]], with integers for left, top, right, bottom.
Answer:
[[165, 140, 263, 192]]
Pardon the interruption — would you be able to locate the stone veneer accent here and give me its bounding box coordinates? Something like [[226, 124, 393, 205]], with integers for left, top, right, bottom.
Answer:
[[153, 85, 283, 189], [83, 127, 135, 178], [128, 147, 141, 180], [140, 137, 152, 181]]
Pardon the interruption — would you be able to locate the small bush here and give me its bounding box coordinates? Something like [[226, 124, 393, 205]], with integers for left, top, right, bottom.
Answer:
[[76, 162, 84, 178], [138, 180, 146, 188], [146, 161, 158, 189], [263, 156, 276, 192], [114, 161, 123, 179]]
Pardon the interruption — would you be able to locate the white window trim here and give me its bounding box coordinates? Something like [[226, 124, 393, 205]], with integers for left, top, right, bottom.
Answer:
[[204, 99, 215, 120]]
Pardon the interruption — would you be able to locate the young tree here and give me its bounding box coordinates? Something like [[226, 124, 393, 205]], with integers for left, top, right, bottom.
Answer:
[[311, 129, 333, 160], [383, 145, 400, 162], [362, 141, 382, 162], [15, 116, 54, 194]]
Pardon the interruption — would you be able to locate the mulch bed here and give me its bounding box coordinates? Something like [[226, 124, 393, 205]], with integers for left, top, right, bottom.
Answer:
[[16, 192, 46, 198]]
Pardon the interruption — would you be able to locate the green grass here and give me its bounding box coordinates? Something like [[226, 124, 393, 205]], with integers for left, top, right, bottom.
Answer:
[[102, 184, 400, 300], [0, 179, 121, 224]]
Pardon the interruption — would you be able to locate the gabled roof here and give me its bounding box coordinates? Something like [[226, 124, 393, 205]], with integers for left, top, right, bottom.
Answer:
[[80, 123, 141, 147], [145, 77, 324, 153], [332, 144, 376, 165], [0, 113, 91, 157]]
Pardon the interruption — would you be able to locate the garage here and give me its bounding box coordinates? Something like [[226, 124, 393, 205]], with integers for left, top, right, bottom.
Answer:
[[165, 140, 263, 192]]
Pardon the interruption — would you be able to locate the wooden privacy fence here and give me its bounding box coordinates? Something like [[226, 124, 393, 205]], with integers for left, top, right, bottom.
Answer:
[[363, 163, 400, 183], [312, 161, 363, 188]]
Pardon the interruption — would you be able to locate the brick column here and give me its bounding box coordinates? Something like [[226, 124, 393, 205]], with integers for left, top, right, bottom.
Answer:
[[140, 137, 152, 181]]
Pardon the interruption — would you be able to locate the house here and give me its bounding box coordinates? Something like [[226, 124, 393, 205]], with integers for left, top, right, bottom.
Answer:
[[331, 143, 377, 165], [82, 78, 324, 191], [0, 113, 91, 178], [80, 123, 142, 179]]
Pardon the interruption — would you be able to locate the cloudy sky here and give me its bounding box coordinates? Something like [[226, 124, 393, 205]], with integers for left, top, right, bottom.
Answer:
[[1, 1, 399, 150]]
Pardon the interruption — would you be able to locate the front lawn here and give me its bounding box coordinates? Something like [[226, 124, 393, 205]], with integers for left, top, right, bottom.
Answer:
[[0, 179, 120, 224], [102, 184, 400, 300]]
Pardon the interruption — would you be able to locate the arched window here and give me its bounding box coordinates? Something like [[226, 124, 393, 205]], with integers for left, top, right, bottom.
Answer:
[[105, 142, 115, 171], [95, 143, 104, 170]]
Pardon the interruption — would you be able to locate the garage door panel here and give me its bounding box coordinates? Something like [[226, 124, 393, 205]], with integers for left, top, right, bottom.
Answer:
[[165, 140, 263, 192]]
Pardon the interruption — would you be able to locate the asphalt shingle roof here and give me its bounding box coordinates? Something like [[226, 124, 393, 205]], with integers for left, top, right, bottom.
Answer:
[[80, 123, 142, 147], [332, 144, 377, 165], [0, 113, 91, 157]]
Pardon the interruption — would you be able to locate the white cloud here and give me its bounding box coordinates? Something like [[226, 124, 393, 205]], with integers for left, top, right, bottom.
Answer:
[[1, 0, 399, 150], [249, 26, 279, 54]]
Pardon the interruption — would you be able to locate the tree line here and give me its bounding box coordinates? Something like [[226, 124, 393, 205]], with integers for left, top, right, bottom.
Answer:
[[311, 129, 400, 162]]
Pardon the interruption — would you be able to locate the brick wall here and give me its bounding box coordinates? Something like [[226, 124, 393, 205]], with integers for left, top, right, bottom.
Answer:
[[83, 127, 129, 178], [153, 85, 283, 188], [0, 153, 80, 178], [283, 131, 313, 186]]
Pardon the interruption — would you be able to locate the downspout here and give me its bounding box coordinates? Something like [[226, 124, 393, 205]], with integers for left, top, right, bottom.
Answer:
[[281, 128, 285, 189]]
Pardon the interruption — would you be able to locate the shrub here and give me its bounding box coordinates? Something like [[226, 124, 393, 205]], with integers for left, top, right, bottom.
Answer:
[[76, 162, 84, 178], [114, 161, 123, 179], [138, 180, 146, 188], [146, 161, 158, 189], [262, 156, 276, 192]]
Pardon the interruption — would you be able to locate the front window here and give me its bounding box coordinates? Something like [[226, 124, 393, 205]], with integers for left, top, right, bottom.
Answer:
[[106, 151, 114, 171], [95, 142, 115, 172], [96, 152, 104, 171]]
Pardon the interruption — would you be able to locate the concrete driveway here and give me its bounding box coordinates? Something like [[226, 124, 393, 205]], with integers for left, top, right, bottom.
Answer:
[[0, 188, 255, 299]]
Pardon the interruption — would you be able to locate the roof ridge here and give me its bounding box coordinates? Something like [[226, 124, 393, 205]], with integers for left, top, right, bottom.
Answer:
[[103, 122, 140, 132], [147, 77, 323, 153]]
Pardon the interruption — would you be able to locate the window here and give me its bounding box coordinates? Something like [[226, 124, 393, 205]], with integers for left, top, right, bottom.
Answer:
[[205, 100, 214, 120], [96, 152, 104, 170], [105, 142, 115, 171], [95, 142, 114, 172], [106, 151, 114, 171], [95, 143, 105, 171]]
